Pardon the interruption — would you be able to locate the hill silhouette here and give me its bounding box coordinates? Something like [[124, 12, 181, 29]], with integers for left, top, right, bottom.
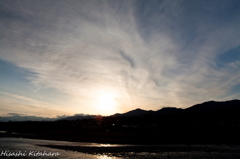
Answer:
[[113, 108, 154, 117], [59, 115, 97, 121], [112, 99, 240, 117], [1, 99, 240, 144]]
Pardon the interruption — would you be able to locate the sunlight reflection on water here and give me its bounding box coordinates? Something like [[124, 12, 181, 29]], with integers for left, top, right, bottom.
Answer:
[[99, 144, 111, 147], [1, 138, 240, 159], [0, 138, 122, 159], [97, 155, 120, 159]]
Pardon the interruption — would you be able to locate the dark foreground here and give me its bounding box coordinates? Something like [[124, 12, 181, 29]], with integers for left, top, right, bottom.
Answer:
[[1, 119, 240, 145], [1, 129, 240, 145]]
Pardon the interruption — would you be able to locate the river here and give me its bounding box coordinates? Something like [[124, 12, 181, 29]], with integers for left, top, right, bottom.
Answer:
[[0, 138, 122, 159], [1, 137, 240, 159]]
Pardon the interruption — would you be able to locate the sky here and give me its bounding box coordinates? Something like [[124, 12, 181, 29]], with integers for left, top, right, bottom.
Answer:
[[0, 0, 240, 118]]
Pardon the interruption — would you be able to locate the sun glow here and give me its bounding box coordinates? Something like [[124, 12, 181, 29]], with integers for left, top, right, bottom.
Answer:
[[97, 92, 116, 115]]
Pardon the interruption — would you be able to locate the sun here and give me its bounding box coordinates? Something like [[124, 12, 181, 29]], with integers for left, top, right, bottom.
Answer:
[[97, 92, 116, 115]]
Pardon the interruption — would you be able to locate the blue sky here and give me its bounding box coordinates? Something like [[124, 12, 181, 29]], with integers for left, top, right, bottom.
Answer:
[[0, 0, 240, 117]]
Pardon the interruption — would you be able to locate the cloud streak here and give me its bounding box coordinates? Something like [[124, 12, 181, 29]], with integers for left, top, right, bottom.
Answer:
[[0, 92, 68, 117]]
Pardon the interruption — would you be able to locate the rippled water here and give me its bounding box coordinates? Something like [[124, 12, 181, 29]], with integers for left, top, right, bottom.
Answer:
[[0, 138, 121, 159], [1, 137, 240, 159]]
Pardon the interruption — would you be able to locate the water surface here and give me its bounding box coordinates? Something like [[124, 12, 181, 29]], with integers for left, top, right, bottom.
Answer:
[[1, 137, 240, 159]]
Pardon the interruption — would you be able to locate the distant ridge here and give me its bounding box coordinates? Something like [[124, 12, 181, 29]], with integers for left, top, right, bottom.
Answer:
[[185, 99, 240, 113], [58, 115, 102, 121], [3, 99, 238, 122], [2, 99, 239, 145], [112, 99, 240, 117], [0, 116, 57, 122], [39, 99, 240, 121], [114, 108, 154, 117]]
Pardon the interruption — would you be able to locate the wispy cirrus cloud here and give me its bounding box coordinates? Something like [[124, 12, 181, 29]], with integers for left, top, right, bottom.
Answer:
[[0, 92, 68, 117], [0, 0, 240, 116]]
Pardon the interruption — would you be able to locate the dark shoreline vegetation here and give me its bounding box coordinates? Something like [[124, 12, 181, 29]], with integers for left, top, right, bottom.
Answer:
[[0, 100, 240, 145]]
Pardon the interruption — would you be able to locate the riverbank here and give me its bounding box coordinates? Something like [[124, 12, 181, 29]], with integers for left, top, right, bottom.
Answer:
[[38, 144, 240, 159], [1, 137, 240, 159], [1, 130, 240, 145]]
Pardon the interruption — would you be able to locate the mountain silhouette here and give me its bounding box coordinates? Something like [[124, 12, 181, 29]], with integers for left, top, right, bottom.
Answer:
[[42, 99, 240, 121], [113, 108, 154, 117], [185, 99, 240, 113], [1, 99, 240, 144], [111, 99, 240, 117], [156, 107, 183, 115]]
